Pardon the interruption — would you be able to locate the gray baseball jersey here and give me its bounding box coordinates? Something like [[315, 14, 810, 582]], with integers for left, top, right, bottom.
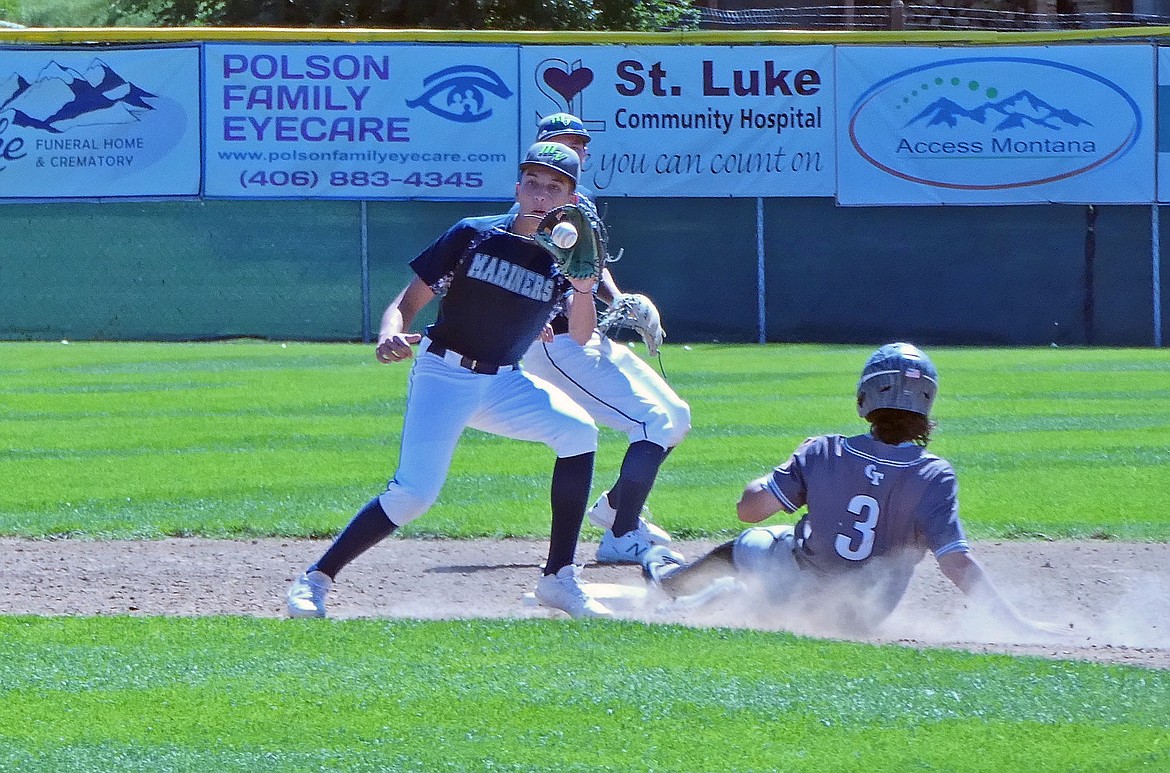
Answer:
[[767, 433, 968, 575]]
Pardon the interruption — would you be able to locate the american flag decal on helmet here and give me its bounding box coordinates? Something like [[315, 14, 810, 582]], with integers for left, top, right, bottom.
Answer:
[[906, 368, 921, 378]]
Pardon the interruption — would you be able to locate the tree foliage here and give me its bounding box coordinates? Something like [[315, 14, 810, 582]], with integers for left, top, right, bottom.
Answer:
[[111, 0, 698, 30]]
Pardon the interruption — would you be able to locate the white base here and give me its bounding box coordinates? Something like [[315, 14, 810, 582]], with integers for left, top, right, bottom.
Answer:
[[523, 582, 648, 612]]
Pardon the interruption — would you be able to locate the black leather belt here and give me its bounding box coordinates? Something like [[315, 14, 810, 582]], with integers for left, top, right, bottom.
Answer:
[[424, 341, 515, 375]]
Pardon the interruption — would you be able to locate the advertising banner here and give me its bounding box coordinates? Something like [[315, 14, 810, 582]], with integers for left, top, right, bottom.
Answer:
[[518, 45, 835, 197], [836, 45, 1155, 205], [203, 43, 519, 200], [1157, 47, 1170, 203], [0, 45, 200, 200]]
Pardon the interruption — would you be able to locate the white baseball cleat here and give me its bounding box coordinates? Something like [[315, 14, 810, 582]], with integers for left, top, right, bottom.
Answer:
[[641, 544, 686, 587], [535, 565, 612, 618], [586, 491, 673, 545], [286, 570, 333, 618], [596, 528, 684, 566]]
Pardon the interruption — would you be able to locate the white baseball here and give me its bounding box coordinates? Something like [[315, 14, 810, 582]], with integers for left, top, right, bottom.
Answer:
[[550, 221, 578, 249]]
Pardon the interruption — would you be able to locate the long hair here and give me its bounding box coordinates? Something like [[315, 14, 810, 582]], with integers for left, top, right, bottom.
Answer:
[[863, 407, 935, 446]]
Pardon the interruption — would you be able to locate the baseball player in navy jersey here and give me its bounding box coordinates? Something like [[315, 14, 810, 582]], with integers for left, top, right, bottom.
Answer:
[[521, 113, 691, 568], [645, 343, 1068, 637], [287, 141, 613, 619]]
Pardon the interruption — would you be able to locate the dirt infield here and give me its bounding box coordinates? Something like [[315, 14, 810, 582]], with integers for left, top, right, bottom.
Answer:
[[4, 536, 1168, 668]]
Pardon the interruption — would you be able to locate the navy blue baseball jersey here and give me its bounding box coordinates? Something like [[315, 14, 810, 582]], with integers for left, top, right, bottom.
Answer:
[[767, 433, 967, 577], [410, 214, 572, 366]]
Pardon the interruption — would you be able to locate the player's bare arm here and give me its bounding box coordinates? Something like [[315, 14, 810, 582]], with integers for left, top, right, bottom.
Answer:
[[565, 276, 599, 346], [596, 268, 620, 306], [937, 551, 1071, 636], [375, 277, 433, 364], [737, 476, 782, 523]]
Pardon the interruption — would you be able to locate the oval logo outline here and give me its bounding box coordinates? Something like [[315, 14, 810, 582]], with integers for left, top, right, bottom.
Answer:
[[848, 56, 1142, 190]]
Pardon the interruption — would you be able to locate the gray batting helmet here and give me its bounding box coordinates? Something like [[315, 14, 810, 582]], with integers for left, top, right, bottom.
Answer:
[[536, 113, 591, 144], [856, 342, 939, 419], [520, 141, 579, 185]]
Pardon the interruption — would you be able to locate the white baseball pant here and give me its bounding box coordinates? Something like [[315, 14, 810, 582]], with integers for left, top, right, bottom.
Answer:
[[377, 342, 598, 526], [732, 524, 803, 604], [522, 331, 690, 449]]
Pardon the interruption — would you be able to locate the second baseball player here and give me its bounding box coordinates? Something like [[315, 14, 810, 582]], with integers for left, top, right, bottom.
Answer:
[[522, 113, 692, 567]]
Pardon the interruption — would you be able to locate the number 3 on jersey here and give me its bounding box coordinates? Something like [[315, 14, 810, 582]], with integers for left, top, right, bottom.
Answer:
[[835, 495, 879, 560]]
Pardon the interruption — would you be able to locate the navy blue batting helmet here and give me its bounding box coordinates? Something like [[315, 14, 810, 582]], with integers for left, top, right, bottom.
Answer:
[[857, 343, 939, 419], [535, 113, 591, 144], [520, 141, 579, 185]]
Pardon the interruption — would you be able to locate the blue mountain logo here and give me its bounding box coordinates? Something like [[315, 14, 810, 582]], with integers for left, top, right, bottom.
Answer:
[[0, 59, 157, 134], [906, 90, 1092, 132]]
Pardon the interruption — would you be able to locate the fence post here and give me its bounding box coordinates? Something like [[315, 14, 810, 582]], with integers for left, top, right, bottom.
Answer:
[[891, 0, 906, 30], [1083, 204, 1097, 345], [1154, 204, 1163, 347], [756, 197, 766, 344], [361, 200, 371, 344]]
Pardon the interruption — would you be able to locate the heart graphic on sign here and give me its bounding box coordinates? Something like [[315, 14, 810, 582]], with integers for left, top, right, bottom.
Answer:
[[543, 66, 594, 104]]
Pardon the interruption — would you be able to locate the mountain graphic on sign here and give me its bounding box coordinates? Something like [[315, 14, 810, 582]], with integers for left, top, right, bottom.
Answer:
[[906, 90, 1092, 132], [0, 59, 157, 133]]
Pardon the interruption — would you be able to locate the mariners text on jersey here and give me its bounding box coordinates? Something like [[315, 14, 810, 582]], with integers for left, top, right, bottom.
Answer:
[[465, 252, 555, 302]]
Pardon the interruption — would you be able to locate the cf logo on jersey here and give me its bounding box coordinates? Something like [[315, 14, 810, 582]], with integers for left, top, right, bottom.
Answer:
[[864, 464, 885, 487]]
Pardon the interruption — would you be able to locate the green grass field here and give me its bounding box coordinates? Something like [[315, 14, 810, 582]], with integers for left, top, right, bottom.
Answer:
[[2, 616, 1167, 772], [2, 341, 1170, 540], [1, 341, 1167, 540], [2, 341, 1169, 771]]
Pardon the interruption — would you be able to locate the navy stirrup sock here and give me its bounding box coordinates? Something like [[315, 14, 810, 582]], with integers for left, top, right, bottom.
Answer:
[[545, 452, 595, 575], [312, 497, 398, 579], [611, 441, 668, 537]]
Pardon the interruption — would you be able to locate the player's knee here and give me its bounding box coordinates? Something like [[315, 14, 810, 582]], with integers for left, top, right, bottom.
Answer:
[[549, 414, 598, 458], [668, 400, 692, 445], [644, 400, 691, 448], [377, 483, 440, 526]]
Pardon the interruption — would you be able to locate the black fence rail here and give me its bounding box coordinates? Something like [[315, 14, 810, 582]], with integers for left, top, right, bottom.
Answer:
[[695, 5, 1170, 31]]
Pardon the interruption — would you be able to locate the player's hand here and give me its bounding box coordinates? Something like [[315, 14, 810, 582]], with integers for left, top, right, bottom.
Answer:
[[1025, 619, 1077, 637], [376, 333, 422, 364], [539, 324, 554, 343], [1006, 615, 1076, 639]]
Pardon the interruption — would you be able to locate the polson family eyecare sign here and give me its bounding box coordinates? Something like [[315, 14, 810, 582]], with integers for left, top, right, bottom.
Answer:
[[202, 43, 520, 199], [204, 43, 835, 200], [835, 45, 1154, 205], [0, 46, 200, 199], [518, 45, 835, 197]]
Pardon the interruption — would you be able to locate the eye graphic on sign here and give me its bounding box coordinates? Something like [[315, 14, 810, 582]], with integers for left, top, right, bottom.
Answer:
[[406, 65, 513, 123]]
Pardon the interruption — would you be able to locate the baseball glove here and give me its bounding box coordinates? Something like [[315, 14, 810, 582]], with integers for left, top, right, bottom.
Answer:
[[533, 204, 605, 280], [598, 293, 665, 355]]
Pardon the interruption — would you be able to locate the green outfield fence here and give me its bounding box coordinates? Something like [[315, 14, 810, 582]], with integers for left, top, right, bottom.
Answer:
[[2, 197, 1163, 346]]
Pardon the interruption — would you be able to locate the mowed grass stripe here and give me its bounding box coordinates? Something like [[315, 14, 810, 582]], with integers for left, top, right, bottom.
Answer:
[[0, 341, 1167, 540], [0, 616, 1167, 772]]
